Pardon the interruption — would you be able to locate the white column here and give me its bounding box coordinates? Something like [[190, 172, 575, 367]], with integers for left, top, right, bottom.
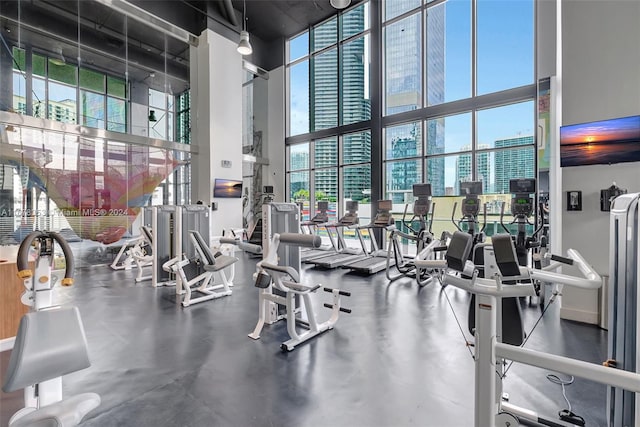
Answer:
[[266, 66, 286, 201], [191, 29, 243, 238]]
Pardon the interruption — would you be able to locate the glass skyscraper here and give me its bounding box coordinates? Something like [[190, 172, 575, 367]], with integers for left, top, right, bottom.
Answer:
[[495, 136, 535, 194], [312, 8, 371, 202]]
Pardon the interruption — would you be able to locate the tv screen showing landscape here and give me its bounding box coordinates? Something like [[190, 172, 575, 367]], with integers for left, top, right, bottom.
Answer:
[[213, 179, 243, 198], [560, 115, 640, 167]]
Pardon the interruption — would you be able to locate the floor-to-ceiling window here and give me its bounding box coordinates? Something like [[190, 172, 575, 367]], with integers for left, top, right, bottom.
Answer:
[[381, 0, 535, 238], [285, 0, 535, 239], [286, 1, 371, 234]]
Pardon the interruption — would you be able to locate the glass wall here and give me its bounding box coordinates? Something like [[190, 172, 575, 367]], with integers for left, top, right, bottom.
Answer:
[[381, 0, 535, 238], [0, 0, 193, 266], [2, 1, 190, 145], [286, 0, 536, 243], [285, 1, 371, 230], [0, 120, 188, 266]]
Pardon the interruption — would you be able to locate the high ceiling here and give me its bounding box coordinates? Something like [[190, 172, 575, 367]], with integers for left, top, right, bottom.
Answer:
[[229, 0, 360, 43], [0, 0, 361, 91]]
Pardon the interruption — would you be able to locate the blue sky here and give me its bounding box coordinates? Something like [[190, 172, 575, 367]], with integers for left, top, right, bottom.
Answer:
[[288, 0, 534, 146]]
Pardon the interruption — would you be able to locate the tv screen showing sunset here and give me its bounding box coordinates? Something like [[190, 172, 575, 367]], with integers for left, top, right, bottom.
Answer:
[[560, 115, 640, 167]]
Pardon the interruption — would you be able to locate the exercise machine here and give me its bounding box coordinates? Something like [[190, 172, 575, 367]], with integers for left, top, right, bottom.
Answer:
[[417, 232, 640, 427], [3, 231, 100, 426], [386, 183, 442, 286], [342, 200, 396, 275], [500, 178, 543, 268], [143, 205, 210, 288], [300, 201, 334, 262], [246, 186, 275, 249], [451, 181, 486, 262], [305, 201, 365, 269], [607, 193, 640, 426], [162, 230, 238, 307], [130, 226, 154, 283], [110, 233, 149, 271], [248, 232, 351, 351]]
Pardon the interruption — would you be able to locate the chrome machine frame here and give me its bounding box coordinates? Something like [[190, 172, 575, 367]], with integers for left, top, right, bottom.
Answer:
[[608, 193, 640, 426]]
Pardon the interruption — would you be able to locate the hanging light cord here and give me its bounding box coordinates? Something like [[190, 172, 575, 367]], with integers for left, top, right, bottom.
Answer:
[[243, 0, 247, 31]]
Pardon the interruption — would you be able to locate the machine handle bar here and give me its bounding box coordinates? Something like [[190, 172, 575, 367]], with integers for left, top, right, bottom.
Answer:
[[277, 233, 321, 248], [324, 303, 351, 314], [17, 231, 75, 286], [451, 202, 462, 232], [323, 287, 351, 297], [550, 254, 574, 265]]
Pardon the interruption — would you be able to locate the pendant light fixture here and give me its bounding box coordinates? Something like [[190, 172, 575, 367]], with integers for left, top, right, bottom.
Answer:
[[237, 0, 252, 56], [330, 0, 351, 9]]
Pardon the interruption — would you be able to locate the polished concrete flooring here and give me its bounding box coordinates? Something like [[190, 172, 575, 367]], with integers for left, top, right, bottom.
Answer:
[[1, 253, 608, 426]]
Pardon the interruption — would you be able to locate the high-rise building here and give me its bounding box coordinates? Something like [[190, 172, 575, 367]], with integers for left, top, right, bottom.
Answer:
[[494, 136, 535, 194], [388, 131, 420, 203], [313, 8, 371, 202], [385, 4, 446, 195], [455, 144, 491, 194]]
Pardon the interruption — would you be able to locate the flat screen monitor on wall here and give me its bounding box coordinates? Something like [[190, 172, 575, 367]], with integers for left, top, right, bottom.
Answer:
[[213, 179, 243, 198], [560, 115, 640, 167]]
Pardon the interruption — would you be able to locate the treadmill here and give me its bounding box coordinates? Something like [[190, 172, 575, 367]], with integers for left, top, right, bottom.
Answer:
[[299, 201, 335, 262], [342, 200, 396, 275], [306, 201, 366, 269]]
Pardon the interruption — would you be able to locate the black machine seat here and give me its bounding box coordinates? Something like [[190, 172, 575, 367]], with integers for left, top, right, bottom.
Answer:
[[190, 230, 238, 272], [467, 233, 526, 347], [445, 231, 473, 272], [491, 233, 523, 277]]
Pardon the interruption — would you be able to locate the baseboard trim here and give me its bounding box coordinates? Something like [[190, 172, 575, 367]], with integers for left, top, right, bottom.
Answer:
[[0, 336, 15, 352], [560, 307, 599, 325]]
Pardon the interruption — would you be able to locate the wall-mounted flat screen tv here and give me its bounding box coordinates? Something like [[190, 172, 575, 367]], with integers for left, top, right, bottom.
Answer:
[[213, 179, 243, 198], [560, 115, 640, 167]]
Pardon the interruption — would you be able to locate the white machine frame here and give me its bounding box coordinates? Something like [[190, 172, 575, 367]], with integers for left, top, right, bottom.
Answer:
[[248, 232, 351, 351], [163, 232, 238, 307], [12, 232, 80, 423], [608, 193, 640, 426], [418, 232, 640, 427]]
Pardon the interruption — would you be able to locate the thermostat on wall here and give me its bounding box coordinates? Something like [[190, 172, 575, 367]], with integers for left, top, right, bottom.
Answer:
[[221, 160, 232, 168]]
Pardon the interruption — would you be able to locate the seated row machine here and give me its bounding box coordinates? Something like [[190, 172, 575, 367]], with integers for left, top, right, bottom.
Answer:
[[249, 232, 351, 351]]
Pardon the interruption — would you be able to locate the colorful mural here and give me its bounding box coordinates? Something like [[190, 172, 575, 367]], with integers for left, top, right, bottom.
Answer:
[[1, 127, 180, 242]]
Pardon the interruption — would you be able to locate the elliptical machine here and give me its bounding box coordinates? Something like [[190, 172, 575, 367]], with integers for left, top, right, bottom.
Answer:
[[386, 183, 442, 286], [499, 178, 547, 302], [450, 181, 487, 266]]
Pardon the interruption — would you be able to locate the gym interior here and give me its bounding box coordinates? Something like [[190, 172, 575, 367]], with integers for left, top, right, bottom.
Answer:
[[0, 1, 639, 426]]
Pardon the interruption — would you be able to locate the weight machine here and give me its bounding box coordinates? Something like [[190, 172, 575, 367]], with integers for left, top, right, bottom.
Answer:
[[607, 193, 640, 426], [143, 205, 209, 288], [2, 231, 100, 426], [162, 230, 238, 307], [249, 232, 351, 351]]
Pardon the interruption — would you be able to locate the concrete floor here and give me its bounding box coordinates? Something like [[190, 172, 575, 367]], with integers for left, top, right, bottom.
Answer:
[[1, 253, 608, 426]]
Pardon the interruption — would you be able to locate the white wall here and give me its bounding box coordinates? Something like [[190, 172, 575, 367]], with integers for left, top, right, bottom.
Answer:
[[265, 66, 286, 201], [191, 29, 243, 237], [560, 0, 640, 323], [536, 0, 556, 79]]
